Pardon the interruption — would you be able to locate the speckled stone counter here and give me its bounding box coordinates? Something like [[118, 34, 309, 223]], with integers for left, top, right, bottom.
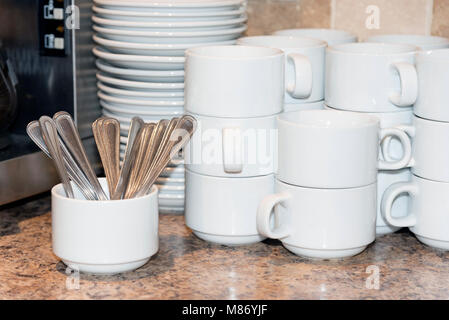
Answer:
[[1, 194, 449, 300]]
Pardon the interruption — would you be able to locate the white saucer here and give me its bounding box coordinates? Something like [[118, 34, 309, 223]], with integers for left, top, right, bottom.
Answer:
[[96, 60, 184, 82], [104, 113, 179, 128], [158, 193, 185, 207], [93, 0, 245, 9], [93, 25, 246, 44], [156, 177, 185, 185], [159, 206, 184, 214], [92, 5, 245, 21], [155, 184, 185, 193], [100, 100, 184, 116], [96, 72, 184, 90], [98, 91, 184, 107], [93, 35, 236, 56], [92, 14, 247, 29], [97, 82, 184, 99], [93, 47, 185, 69]]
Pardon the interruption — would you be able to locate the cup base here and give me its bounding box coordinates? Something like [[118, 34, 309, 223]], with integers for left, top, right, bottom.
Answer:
[[415, 235, 449, 251], [376, 225, 401, 236], [192, 230, 265, 246], [62, 257, 151, 275], [283, 244, 367, 259]]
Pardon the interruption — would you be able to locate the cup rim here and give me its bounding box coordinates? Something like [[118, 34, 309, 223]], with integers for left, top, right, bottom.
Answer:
[[417, 48, 449, 60], [366, 34, 449, 46], [185, 45, 284, 60], [186, 110, 277, 121], [327, 42, 418, 55], [51, 177, 158, 203], [324, 104, 414, 117], [236, 35, 327, 49], [414, 114, 449, 125], [274, 28, 356, 40], [278, 110, 379, 129]]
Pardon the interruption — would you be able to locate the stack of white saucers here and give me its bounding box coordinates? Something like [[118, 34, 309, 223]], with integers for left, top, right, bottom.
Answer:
[[92, 0, 247, 213]]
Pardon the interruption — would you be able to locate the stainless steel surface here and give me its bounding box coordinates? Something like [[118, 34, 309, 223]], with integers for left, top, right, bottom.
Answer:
[[0, 152, 59, 205], [92, 117, 120, 199], [54, 112, 107, 200], [0, 0, 101, 205], [113, 116, 143, 200], [26, 120, 96, 200], [38, 116, 74, 198]]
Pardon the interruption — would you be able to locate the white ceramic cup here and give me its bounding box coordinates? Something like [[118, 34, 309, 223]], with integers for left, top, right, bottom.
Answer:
[[257, 179, 376, 259], [414, 49, 449, 122], [184, 112, 277, 177], [52, 178, 159, 274], [325, 105, 413, 235], [277, 110, 412, 188], [273, 28, 357, 46], [382, 175, 449, 250], [386, 115, 449, 183], [325, 43, 419, 112], [185, 45, 284, 118], [365, 34, 449, 51], [185, 169, 274, 246], [236, 35, 326, 104]]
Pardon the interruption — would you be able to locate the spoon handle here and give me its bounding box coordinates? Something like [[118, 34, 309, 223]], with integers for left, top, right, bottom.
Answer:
[[54, 111, 108, 200], [38, 116, 74, 198], [113, 117, 144, 200], [27, 121, 96, 200], [136, 115, 197, 198], [93, 117, 121, 199]]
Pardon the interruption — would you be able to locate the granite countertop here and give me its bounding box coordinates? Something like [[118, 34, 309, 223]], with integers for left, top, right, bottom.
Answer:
[[1, 194, 449, 300]]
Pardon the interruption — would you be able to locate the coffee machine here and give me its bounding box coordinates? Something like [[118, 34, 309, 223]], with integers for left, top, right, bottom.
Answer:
[[0, 0, 101, 205]]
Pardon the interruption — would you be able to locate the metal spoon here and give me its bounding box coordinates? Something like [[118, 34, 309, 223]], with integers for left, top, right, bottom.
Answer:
[[124, 118, 178, 199], [93, 117, 120, 198], [26, 121, 96, 200], [38, 116, 74, 198], [112, 116, 144, 200], [132, 119, 169, 194], [53, 111, 108, 200], [135, 115, 196, 198], [123, 123, 156, 199]]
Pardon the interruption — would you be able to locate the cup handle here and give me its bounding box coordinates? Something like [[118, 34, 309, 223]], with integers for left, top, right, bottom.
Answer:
[[381, 124, 415, 165], [378, 127, 412, 170], [381, 181, 418, 227], [389, 62, 418, 107], [286, 53, 313, 99], [222, 127, 242, 173], [257, 192, 291, 239]]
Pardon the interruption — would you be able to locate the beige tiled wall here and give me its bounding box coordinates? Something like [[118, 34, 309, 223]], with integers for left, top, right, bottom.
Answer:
[[246, 0, 446, 41]]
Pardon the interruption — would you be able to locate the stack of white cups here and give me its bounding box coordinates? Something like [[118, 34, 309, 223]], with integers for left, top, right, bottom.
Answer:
[[382, 48, 449, 251], [183, 45, 284, 246], [324, 42, 419, 236], [256, 110, 412, 259]]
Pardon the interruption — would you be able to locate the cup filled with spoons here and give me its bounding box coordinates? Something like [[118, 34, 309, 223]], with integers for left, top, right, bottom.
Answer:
[[27, 112, 197, 274]]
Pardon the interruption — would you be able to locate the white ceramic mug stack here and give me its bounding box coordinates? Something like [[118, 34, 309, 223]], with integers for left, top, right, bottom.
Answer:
[[183, 45, 284, 246], [256, 110, 412, 259], [325, 42, 419, 235], [236, 35, 326, 113], [381, 48, 449, 250]]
